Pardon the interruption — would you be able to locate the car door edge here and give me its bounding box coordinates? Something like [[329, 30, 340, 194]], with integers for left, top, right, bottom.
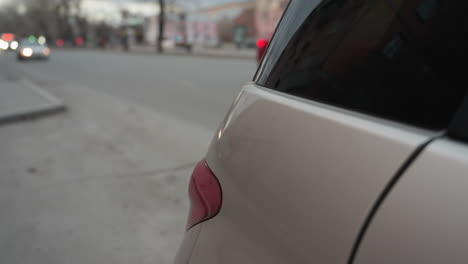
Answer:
[[347, 133, 444, 264]]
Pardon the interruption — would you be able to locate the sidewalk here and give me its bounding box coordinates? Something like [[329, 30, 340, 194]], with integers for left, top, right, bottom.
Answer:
[[0, 77, 66, 125], [0, 77, 212, 264], [76, 43, 256, 60]]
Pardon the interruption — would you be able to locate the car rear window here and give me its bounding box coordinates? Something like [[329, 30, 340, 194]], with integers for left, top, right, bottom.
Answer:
[[256, 0, 468, 130]]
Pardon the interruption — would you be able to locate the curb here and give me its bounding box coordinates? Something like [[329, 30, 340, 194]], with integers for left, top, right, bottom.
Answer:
[[0, 80, 67, 125], [57, 47, 256, 61]]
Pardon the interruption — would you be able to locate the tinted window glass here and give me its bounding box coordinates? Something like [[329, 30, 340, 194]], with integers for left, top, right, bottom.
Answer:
[[260, 0, 468, 129]]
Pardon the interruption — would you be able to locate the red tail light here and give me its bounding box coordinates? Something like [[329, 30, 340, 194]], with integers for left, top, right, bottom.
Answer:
[[256, 38, 267, 48], [56, 39, 64, 47], [186, 160, 222, 231], [2, 33, 14, 42], [75, 37, 84, 46]]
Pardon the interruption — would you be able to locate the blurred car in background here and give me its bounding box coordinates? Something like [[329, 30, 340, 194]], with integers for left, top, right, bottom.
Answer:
[[17, 39, 50, 61], [175, 0, 468, 264]]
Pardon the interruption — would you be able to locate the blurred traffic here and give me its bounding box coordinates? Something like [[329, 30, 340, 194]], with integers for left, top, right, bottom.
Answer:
[[17, 37, 51, 60], [1, 34, 51, 60], [1, 0, 287, 62]]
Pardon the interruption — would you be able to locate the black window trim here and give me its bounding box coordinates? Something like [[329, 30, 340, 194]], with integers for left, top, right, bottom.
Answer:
[[254, 0, 323, 84], [448, 93, 468, 143]]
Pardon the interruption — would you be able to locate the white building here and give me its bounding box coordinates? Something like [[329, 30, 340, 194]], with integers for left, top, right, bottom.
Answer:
[[80, 0, 161, 25], [255, 0, 288, 39]]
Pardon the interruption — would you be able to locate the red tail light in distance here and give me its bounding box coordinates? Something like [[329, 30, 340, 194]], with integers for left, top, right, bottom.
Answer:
[[256, 38, 267, 48]]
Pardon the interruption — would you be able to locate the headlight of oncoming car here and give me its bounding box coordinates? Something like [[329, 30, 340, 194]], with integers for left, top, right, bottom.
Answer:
[[21, 48, 33, 57], [10, 41, 18, 50], [43, 48, 50, 56]]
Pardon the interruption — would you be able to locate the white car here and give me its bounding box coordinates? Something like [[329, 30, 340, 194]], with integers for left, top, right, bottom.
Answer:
[[17, 40, 50, 61]]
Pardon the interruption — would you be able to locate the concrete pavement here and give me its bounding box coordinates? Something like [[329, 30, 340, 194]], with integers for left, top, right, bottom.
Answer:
[[0, 77, 65, 125], [0, 78, 212, 264], [73, 43, 256, 60], [123, 44, 256, 60]]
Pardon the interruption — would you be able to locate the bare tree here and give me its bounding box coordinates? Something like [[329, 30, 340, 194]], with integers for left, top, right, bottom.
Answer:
[[0, 0, 57, 37], [157, 0, 165, 53], [0, 0, 84, 42], [156, 0, 181, 53], [0, 6, 25, 34], [56, 0, 83, 42]]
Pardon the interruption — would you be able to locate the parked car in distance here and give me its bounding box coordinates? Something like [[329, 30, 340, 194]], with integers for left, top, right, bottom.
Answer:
[[17, 39, 50, 61], [175, 0, 468, 264]]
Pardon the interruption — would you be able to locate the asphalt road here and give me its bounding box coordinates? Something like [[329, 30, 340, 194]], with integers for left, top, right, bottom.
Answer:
[[0, 49, 256, 264], [6, 49, 256, 131]]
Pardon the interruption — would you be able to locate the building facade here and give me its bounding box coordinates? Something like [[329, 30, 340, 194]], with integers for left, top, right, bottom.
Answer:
[[255, 0, 289, 40]]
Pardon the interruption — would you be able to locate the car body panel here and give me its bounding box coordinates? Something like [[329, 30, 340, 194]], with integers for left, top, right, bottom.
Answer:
[[173, 225, 202, 264], [177, 83, 437, 264], [355, 138, 468, 264]]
